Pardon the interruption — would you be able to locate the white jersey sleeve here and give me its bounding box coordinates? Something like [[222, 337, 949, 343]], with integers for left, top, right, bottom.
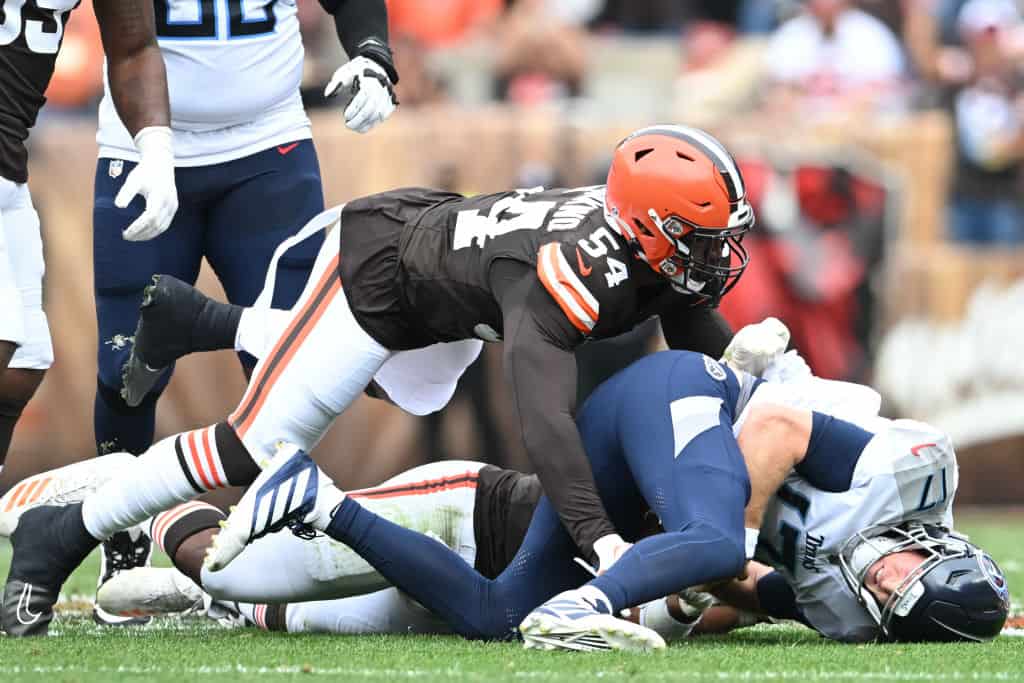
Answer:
[[96, 0, 311, 166], [756, 417, 958, 642]]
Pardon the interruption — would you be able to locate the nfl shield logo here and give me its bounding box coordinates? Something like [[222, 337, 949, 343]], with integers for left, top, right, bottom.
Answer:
[[109, 159, 124, 179]]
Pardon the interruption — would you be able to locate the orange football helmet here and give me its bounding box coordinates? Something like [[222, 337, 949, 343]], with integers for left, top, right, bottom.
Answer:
[[604, 125, 754, 305]]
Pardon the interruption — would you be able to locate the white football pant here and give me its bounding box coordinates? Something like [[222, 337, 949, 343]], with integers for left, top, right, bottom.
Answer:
[[0, 177, 52, 369]]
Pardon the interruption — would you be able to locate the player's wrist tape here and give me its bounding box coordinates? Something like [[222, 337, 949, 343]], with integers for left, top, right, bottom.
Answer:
[[745, 528, 760, 559], [356, 38, 399, 85]]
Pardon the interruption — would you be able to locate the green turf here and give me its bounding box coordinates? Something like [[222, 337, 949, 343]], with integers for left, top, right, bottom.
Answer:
[[0, 512, 1021, 682]]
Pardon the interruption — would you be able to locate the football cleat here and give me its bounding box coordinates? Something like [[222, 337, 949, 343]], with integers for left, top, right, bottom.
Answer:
[[93, 526, 154, 627], [121, 274, 241, 407], [520, 589, 666, 653], [2, 504, 99, 637], [204, 444, 342, 572], [0, 453, 136, 537], [97, 567, 204, 617]]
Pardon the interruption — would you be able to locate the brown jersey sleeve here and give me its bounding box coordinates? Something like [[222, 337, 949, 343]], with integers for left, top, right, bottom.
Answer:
[[490, 259, 618, 560]]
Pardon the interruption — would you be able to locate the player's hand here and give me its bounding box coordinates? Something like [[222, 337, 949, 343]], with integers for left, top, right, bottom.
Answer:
[[324, 56, 398, 134], [676, 588, 717, 619], [593, 533, 632, 574], [721, 317, 790, 376], [117, 126, 178, 241], [761, 350, 812, 384]]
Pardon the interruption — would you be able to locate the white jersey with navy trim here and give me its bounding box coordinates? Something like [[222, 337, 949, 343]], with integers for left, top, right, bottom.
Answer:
[[744, 379, 958, 642], [96, 0, 310, 166]]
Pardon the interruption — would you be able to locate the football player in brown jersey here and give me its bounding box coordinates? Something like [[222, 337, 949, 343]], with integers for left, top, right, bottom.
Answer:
[[2, 125, 758, 636]]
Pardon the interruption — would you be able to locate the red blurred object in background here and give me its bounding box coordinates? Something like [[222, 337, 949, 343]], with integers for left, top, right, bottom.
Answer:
[[719, 158, 886, 380]]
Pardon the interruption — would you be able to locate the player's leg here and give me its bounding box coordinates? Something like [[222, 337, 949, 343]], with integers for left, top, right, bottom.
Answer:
[[98, 461, 486, 622], [203, 140, 324, 371], [519, 353, 747, 651], [212, 443, 590, 640], [2, 229, 388, 636], [246, 588, 452, 635], [93, 159, 204, 456], [0, 184, 51, 493], [584, 356, 749, 614]]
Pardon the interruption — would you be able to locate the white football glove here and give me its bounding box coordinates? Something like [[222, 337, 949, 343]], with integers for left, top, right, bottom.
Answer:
[[117, 126, 178, 242], [761, 349, 812, 384], [721, 317, 791, 376], [324, 56, 398, 134], [593, 532, 632, 574]]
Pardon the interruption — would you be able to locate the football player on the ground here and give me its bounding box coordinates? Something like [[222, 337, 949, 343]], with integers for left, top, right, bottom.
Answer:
[[0, 125, 756, 637], [1, 348, 1008, 643], [203, 349, 1008, 650], [0, 0, 176, 491], [88, 0, 399, 625]]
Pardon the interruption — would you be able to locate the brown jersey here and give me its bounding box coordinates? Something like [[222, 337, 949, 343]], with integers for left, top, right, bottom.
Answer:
[[338, 185, 696, 351], [0, 0, 79, 183]]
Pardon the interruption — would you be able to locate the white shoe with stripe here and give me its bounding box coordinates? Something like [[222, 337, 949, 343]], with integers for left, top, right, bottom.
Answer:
[[97, 566, 203, 617], [520, 589, 666, 653], [0, 453, 136, 537], [204, 443, 343, 572]]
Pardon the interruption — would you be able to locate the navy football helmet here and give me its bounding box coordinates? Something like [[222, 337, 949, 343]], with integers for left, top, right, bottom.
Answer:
[[838, 522, 1010, 642]]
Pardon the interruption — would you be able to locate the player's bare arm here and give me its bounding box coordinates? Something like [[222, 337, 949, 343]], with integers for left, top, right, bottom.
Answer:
[[93, 0, 169, 135], [736, 403, 813, 534]]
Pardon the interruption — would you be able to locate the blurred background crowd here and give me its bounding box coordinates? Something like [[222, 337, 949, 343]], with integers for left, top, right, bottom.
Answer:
[[14, 0, 1024, 503]]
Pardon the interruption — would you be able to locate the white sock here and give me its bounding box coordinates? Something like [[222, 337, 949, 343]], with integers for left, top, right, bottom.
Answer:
[[234, 307, 289, 358], [82, 432, 211, 540]]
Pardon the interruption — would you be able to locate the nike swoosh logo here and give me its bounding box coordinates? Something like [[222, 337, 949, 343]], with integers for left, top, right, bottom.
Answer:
[[17, 583, 42, 625], [575, 248, 593, 277], [277, 142, 300, 156]]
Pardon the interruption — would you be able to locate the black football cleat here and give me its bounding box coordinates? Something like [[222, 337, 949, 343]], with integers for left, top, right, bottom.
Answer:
[[120, 274, 242, 407], [93, 529, 153, 627], [2, 504, 99, 637]]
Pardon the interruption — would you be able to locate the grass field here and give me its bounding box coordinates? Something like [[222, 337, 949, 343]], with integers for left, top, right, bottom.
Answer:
[[0, 512, 1021, 682]]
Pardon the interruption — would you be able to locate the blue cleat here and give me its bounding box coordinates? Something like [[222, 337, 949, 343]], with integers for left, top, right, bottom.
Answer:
[[204, 444, 343, 572], [520, 588, 666, 652]]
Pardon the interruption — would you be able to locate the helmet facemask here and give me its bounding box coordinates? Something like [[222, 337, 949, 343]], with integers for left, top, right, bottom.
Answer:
[[647, 203, 753, 305], [838, 523, 974, 640]]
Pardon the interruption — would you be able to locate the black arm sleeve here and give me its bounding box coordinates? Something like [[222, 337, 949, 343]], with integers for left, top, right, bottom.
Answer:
[[660, 306, 733, 358], [317, 0, 398, 83], [491, 259, 617, 560]]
